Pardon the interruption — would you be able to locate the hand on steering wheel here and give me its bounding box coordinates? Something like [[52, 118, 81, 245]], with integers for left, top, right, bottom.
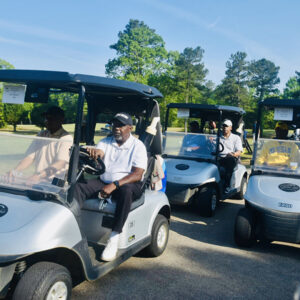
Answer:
[[79, 147, 106, 175]]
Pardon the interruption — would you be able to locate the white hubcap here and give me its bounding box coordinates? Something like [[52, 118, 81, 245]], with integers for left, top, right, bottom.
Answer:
[[157, 224, 167, 249], [46, 281, 68, 300]]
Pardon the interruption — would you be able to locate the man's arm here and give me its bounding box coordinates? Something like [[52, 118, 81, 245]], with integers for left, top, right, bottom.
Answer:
[[100, 166, 145, 198]]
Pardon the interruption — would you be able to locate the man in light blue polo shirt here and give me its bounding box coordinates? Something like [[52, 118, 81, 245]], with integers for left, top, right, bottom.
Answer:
[[74, 112, 147, 261], [219, 119, 243, 191]]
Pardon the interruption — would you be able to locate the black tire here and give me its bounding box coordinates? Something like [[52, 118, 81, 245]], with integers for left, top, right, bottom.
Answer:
[[13, 262, 72, 300], [235, 176, 247, 200], [144, 214, 169, 257], [195, 185, 218, 217], [234, 207, 257, 247]]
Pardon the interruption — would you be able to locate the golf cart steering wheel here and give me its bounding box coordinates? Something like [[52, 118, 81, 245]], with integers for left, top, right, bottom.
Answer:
[[79, 147, 106, 176], [218, 142, 225, 153], [211, 142, 225, 155]]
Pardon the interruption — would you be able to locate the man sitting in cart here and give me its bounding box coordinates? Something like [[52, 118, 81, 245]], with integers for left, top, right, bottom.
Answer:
[[219, 119, 243, 191], [74, 112, 147, 262], [256, 121, 300, 169], [7, 106, 72, 184]]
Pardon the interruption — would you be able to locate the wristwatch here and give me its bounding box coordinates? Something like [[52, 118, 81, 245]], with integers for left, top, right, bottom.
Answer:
[[113, 180, 120, 189]]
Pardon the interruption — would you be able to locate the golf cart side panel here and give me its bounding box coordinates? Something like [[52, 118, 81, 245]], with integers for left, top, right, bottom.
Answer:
[[245, 175, 300, 212], [119, 190, 170, 249], [230, 164, 247, 189], [0, 193, 82, 255]]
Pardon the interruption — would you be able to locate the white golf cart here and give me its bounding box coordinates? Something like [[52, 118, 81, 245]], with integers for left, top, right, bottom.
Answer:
[[0, 70, 170, 299], [163, 103, 248, 217], [234, 98, 300, 247]]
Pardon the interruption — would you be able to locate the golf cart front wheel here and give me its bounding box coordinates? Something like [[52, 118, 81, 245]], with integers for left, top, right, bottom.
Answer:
[[145, 214, 169, 257], [196, 185, 218, 217], [13, 262, 72, 300], [234, 207, 257, 247]]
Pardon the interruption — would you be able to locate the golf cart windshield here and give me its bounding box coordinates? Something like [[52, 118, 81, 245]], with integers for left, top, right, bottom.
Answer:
[[253, 138, 300, 175], [164, 132, 217, 159], [0, 133, 72, 200]]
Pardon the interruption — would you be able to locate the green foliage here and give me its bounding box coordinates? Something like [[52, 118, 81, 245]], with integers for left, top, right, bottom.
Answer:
[[174, 46, 208, 103], [105, 19, 169, 83], [0, 59, 14, 70], [216, 51, 251, 107], [3, 104, 25, 131], [283, 74, 300, 99], [0, 59, 14, 128], [248, 58, 280, 101]]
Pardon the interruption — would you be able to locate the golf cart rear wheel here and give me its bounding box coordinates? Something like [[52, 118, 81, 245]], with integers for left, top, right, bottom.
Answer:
[[234, 207, 257, 247], [195, 185, 218, 217], [144, 214, 169, 257], [13, 262, 72, 300], [235, 176, 247, 200]]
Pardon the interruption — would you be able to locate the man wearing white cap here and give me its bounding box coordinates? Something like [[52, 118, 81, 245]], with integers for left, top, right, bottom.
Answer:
[[219, 119, 243, 191]]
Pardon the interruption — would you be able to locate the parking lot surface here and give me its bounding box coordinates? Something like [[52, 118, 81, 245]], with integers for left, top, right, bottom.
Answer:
[[72, 199, 300, 299]]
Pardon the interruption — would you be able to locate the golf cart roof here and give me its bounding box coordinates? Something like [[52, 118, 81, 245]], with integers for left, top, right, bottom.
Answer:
[[0, 69, 162, 98], [0, 69, 163, 115], [259, 98, 300, 108], [167, 103, 245, 127], [167, 103, 245, 114]]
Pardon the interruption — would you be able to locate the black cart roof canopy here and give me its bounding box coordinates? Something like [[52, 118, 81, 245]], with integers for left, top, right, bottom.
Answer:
[[0, 69, 163, 115], [167, 103, 245, 114], [259, 98, 300, 108], [167, 103, 245, 125]]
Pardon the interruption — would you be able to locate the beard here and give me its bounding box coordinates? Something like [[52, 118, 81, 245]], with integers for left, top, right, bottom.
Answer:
[[114, 133, 123, 142]]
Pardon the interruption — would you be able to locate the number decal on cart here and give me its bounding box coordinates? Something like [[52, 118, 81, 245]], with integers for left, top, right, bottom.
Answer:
[[278, 202, 292, 208]]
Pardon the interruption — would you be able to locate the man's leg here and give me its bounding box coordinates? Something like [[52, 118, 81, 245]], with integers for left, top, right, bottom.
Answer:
[[101, 181, 142, 262], [74, 178, 105, 208], [219, 156, 238, 188], [112, 182, 142, 233]]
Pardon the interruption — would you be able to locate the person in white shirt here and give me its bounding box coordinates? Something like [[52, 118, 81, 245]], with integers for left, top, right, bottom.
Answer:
[[74, 112, 147, 261], [219, 119, 243, 191]]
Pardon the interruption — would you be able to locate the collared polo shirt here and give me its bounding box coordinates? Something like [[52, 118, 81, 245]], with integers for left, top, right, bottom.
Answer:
[[220, 133, 243, 157], [97, 134, 147, 183]]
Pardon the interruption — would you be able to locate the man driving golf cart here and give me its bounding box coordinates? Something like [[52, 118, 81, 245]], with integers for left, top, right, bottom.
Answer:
[[163, 103, 248, 217], [219, 119, 243, 192], [0, 70, 170, 299], [75, 112, 148, 262]]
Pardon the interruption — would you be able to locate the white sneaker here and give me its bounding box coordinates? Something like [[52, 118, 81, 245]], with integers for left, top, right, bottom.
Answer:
[[101, 232, 119, 262]]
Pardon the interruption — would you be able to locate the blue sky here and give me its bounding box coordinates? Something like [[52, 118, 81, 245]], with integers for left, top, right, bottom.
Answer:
[[1, 0, 299, 91]]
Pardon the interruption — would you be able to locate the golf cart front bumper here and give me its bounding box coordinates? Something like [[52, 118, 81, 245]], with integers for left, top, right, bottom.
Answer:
[[247, 201, 300, 243], [166, 182, 198, 205]]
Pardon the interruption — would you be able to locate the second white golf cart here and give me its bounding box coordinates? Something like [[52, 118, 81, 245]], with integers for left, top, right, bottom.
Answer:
[[234, 98, 300, 247], [163, 103, 248, 217]]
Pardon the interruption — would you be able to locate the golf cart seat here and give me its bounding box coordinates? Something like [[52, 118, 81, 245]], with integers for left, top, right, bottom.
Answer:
[[82, 193, 145, 214]]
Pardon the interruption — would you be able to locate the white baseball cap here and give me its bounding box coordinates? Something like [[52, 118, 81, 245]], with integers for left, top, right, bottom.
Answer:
[[222, 119, 232, 127]]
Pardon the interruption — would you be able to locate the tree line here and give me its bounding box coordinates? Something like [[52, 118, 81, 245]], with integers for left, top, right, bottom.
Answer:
[[1, 19, 300, 131]]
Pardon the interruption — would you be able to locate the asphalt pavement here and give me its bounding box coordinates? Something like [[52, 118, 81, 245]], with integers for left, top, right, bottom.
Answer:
[[72, 199, 300, 300]]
